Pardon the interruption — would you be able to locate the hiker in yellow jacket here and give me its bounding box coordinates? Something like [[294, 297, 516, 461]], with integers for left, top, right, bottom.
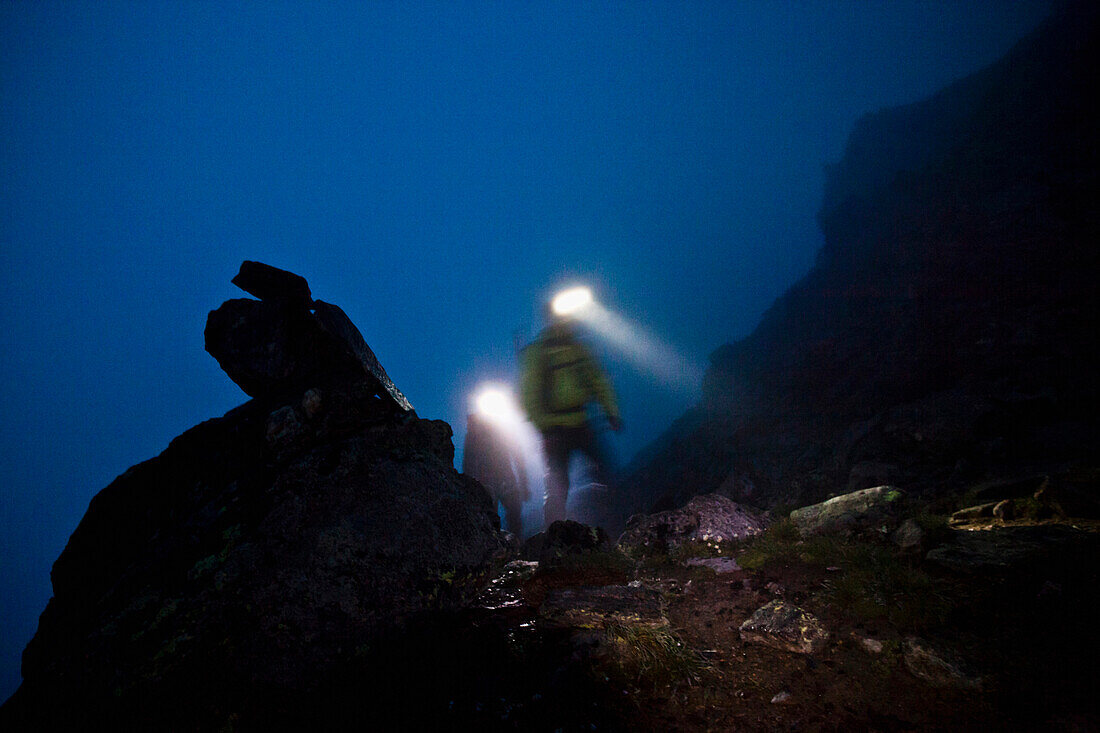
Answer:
[[521, 307, 622, 528]]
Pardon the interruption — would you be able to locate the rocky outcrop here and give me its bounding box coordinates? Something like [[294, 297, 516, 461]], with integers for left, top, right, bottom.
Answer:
[[2, 264, 504, 731], [615, 2, 1100, 518]]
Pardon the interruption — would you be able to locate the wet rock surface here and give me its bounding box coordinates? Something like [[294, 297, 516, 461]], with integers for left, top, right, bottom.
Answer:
[[539, 585, 668, 629]]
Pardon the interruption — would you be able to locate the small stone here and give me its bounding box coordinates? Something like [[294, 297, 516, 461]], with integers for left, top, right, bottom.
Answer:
[[771, 691, 792, 704]]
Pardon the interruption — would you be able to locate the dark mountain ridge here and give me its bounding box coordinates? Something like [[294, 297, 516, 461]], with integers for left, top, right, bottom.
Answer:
[[617, 1, 1099, 520]]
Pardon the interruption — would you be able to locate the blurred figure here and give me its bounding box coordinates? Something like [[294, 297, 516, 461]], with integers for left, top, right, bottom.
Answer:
[[521, 305, 622, 528], [462, 411, 529, 537]]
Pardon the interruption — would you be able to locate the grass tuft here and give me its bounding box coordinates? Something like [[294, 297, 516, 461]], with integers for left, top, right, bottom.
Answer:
[[598, 623, 709, 692]]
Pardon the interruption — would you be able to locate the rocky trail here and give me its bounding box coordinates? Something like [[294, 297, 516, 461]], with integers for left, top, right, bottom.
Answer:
[[303, 490, 1100, 731]]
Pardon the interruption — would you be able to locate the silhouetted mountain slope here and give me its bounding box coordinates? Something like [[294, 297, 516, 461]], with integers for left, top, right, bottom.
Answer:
[[618, 1, 1100, 520]]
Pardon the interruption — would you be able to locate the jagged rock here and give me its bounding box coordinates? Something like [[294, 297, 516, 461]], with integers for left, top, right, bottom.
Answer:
[[789, 485, 905, 537], [739, 599, 829, 654], [903, 637, 983, 689], [617, 494, 767, 558], [204, 263, 412, 413], [231, 260, 313, 310], [539, 585, 667, 629]]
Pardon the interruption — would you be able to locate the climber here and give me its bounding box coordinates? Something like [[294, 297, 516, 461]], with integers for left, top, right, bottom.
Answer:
[[462, 410, 529, 537], [521, 293, 622, 529]]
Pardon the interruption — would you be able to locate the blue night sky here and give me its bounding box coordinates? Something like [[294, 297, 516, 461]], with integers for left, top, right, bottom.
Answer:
[[1, 1, 1050, 701]]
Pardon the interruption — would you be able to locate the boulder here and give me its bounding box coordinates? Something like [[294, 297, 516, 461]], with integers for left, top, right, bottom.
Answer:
[[789, 485, 905, 537], [739, 599, 829, 654], [617, 494, 767, 558]]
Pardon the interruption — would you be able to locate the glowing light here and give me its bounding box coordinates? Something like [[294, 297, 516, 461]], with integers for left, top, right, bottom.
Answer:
[[551, 286, 594, 317], [476, 388, 513, 420], [570, 302, 705, 397], [469, 383, 548, 518]]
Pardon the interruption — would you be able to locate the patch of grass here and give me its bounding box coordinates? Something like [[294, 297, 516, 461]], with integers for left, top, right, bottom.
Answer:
[[598, 623, 709, 692], [821, 546, 952, 630]]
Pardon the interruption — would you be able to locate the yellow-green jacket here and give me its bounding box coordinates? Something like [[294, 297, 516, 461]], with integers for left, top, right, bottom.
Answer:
[[521, 324, 620, 431]]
